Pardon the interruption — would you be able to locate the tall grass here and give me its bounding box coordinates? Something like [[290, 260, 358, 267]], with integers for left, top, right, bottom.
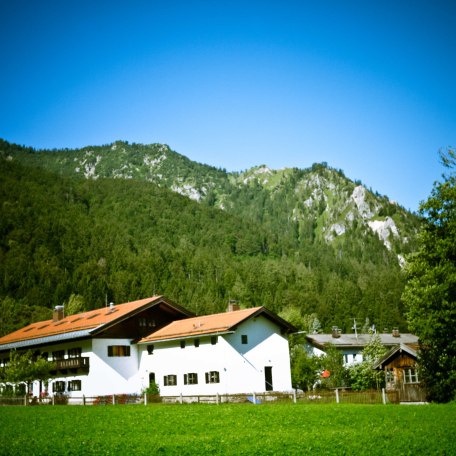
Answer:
[[0, 403, 454, 455]]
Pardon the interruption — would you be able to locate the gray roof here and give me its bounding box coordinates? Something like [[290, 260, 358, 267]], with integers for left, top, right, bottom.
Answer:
[[0, 330, 94, 351], [306, 332, 418, 349]]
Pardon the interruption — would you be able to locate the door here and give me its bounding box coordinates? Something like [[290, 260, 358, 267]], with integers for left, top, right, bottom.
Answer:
[[264, 366, 273, 391]]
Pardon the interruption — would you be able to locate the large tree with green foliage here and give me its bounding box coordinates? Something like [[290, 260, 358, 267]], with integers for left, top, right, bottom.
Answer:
[[1, 350, 55, 395], [402, 148, 456, 403]]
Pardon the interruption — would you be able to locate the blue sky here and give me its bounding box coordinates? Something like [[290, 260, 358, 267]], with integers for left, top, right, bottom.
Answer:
[[1, 1, 455, 211]]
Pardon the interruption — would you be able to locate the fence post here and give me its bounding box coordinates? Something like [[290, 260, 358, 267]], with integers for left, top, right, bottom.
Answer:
[[83, 395, 86, 406], [112, 394, 115, 405], [335, 388, 340, 404], [52, 395, 55, 406], [144, 392, 147, 406], [216, 393, 219, 405], [24, 395, 27, 406], [179, 393, 183, 404], [382, 388, 386, 405], [253, 392, 256, 405], [293, 390, 297, 404]]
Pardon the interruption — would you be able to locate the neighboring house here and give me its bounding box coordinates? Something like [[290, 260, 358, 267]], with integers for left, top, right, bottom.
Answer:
[[306, 328, 418, 366], [138, 305, 295, 395], [0, 296, 193, 398], [373, 343, 426, 403], [0, 297, 295, 398]]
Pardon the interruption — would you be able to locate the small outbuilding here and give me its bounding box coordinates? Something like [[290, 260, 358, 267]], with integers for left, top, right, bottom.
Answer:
[[373, 343, 426, 403]]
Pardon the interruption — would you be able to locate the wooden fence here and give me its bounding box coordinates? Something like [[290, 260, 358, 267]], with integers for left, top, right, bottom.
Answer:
[[0, 388, 402, 406]]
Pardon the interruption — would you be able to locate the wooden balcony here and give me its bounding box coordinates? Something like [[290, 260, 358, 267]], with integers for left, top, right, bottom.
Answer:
[[54, 357, 89, 372]]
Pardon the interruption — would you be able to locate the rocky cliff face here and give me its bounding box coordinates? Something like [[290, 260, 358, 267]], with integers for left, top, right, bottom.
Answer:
[[7, 140, 419, 263]]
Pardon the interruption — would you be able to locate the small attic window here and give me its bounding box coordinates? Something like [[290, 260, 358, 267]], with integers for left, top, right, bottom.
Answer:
[[71, 317, 83, 323], [23, 327, 35, 332], [38, 324, 49, 329], [87, 313, 100, 320], [54, 321, 65, 326]]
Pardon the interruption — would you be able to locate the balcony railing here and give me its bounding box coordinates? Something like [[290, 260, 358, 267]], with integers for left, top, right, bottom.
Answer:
[[55, 357, 89, 371]]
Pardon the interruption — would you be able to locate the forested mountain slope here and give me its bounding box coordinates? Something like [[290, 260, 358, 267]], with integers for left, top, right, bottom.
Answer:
[[0, 139, 420, 335]]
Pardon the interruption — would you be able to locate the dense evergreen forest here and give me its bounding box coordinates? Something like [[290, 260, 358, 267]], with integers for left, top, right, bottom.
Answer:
[[0, 140, 420, 336]]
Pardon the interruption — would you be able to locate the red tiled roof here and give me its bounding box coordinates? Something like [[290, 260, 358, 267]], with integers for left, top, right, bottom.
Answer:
[[0, 296, 164, 346], [139, 307, 265, 343]]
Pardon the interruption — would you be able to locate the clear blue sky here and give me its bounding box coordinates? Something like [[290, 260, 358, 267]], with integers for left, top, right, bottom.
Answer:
[[1, 1, 455, 211]]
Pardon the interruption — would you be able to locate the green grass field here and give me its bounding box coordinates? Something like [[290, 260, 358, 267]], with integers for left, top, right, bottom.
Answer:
[[0, 403, 455, 455]]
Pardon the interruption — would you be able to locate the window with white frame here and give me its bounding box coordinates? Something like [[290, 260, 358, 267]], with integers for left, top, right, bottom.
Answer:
[[386, 368, 394, 384], [184, 373, 198, 385], [404, 367, 419, 384], [164, 375, 177, 386], [68, 380, 81, 391], [205, 371, 220, 384]]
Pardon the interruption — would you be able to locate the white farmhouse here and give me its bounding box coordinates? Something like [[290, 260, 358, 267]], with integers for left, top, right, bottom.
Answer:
[[138, 305, 294, 395], [0, 297, 295, 399]]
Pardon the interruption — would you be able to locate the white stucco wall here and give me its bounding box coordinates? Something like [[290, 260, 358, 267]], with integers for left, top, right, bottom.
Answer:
[[307, 344, 363, 366], [138, 315, 292, 395], [29, 338, 142, 398]]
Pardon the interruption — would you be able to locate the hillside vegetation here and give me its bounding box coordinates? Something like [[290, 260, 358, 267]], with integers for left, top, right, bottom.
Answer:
[[0, 139, 420, 335]]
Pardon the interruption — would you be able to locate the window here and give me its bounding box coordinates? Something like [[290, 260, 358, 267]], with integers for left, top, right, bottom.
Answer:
[[147, 344, 154, 355], [163, 375, 177, 386], [52, 350, 65, 361], [52, 381, 65, 393], [386, 368, 394, 384], [210, 336, 218, 345], [180, 340, 186, 349], [68, 380, 81, 391], [205, 371, 220, 384], [139, 317, 147, 327], [194, 338, 200, 348], [68, 347, 82, 358], [184, 373, 198, 385], [107, 345, 130, 357], [241, 335, 248, 344], [404, 367, 419, 384]]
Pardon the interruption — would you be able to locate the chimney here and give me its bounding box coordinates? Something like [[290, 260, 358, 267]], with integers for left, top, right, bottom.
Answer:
[[106, 302, 115, 314], [53, 305, 64, 322], [227, 300, 240, 312], [331, 326, 341, 338], [392, 328, 400, 338]]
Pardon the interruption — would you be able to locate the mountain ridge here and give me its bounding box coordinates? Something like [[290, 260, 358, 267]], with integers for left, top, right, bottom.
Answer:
[[0, 138, 419, 335], [2, 139, 418, 262]]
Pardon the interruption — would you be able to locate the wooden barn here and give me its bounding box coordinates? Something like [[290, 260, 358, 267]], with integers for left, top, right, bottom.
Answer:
[[373, 343, 426, 403]]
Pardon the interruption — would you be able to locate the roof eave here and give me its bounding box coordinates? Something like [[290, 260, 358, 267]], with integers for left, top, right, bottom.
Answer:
[[138, 330, 235, 345]]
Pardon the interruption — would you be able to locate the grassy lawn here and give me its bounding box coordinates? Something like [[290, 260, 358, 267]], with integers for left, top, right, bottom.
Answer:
[[0, 402, 455, 455]]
